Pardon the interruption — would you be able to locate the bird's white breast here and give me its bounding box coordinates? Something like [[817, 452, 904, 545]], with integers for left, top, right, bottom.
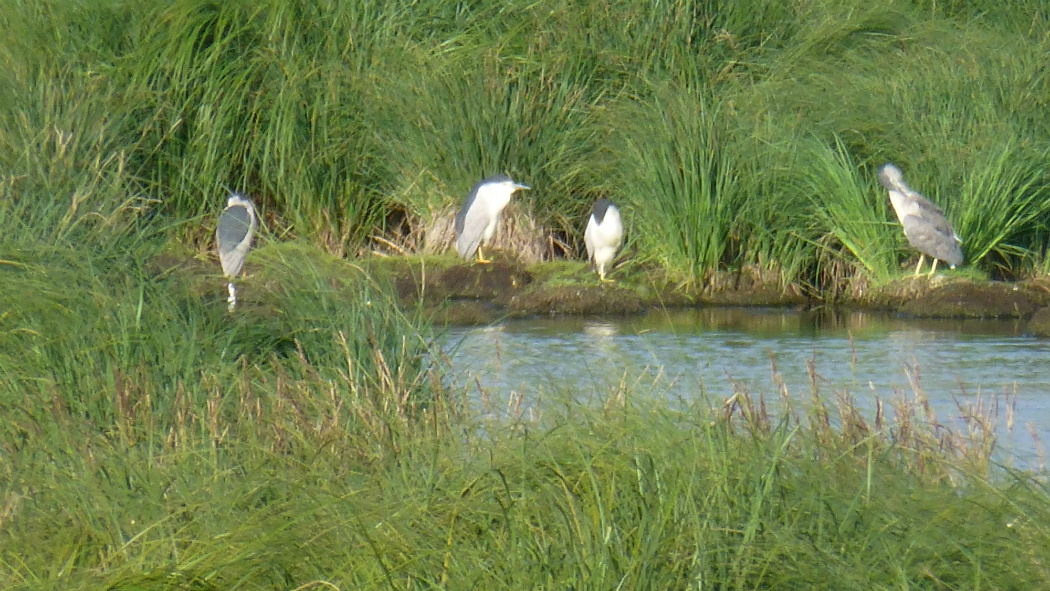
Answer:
[[479, 184, 513, 217], [586, 205, 623, 264], [596, 207, 623, 244], [477, 184, 514, 242], [887, 189, 920, 223]]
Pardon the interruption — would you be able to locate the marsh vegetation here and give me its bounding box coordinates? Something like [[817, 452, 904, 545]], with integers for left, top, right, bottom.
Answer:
[[4, 0, 1050, 287], [3, 0, 1050, 588]]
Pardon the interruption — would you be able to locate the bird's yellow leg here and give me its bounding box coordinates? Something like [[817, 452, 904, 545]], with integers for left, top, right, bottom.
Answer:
[[928, 258, 939, 277], [598, 267, 616, 284], [476, 245, 492, 264], [913, 254, 925, 277]]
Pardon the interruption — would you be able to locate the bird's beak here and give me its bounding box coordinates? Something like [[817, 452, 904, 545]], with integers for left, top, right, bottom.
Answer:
[[514, 183, 531, 192]]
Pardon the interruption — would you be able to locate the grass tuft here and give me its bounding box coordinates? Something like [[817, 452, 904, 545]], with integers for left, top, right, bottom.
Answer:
[[797, 135, 900, 284], [613, 85, 740, 284]]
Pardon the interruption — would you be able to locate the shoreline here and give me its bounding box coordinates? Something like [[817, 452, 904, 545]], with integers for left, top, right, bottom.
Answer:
[[373, 254, 1050, 329]]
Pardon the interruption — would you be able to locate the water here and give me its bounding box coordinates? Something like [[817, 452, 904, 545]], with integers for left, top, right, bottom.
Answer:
[[442, 308, 1050, 469]]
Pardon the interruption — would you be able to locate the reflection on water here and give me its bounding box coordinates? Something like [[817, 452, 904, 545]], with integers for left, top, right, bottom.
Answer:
[[442, 308, 1050, 468]]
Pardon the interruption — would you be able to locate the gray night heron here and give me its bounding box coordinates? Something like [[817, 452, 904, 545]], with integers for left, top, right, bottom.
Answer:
[[878, 163, 963, 277], [584, 198, 623, 282], [454, 174, 530, 263], [216, 192, 258, 311]]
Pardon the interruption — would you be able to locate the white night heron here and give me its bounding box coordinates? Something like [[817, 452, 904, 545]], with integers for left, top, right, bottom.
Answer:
[[216, 192, 258, 311], [454, 174, 530, 263], [877, 163, 963, 277], [584, 198, 623, 282]]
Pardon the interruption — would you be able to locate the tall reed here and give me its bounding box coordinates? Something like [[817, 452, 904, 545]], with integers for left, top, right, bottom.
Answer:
[[613, 85, 741, 283], [797, 136, 899, 283], [2, 0, 1050, 282]]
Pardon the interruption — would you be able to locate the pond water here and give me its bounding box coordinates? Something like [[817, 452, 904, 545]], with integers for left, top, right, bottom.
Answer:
[[442, 308, 1050, 470]]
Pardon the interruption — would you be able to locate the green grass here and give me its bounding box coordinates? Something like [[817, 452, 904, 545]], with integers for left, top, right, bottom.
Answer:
[[4, 300, 1050, 590], [3, 3, 1050, 586], [4, 200, 1049, 590], [953, 141, 1050, 275], [0, 236, 434, 441], [795, 135, 901, 288], [613, 84, 740, 285], [4, 0, 1050, 287]]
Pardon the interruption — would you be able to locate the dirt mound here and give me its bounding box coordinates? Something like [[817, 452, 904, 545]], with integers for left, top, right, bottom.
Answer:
[[1027, 306, 1050, 337], [393, 259, 531, 301], [899, 280, 1047, 318], [508, 285, 644, 316], [699, 268, 807, 307], [382, 255, 1050, 324]]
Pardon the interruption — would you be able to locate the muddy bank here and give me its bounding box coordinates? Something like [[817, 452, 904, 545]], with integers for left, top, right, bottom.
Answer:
[[383, 258, 811, 324], [145, 245, 1050, 330], [850, 274, 1050, 317], [386, 259, 658, 322], [378, 256, 1050, 326]]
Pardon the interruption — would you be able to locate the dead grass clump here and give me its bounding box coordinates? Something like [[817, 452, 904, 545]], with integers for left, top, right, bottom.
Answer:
[[375, 203, 553, 264]]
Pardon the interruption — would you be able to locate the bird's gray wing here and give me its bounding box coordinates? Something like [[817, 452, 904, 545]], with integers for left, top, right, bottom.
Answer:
[[217, 204, 253, 254], [890, 180, 957, 234], [906, 195, 958, 238], [905, 189, 946, 216], [455, 182, 483, 235], [901, 214, 963, 266], [455, 198, 489, 258]]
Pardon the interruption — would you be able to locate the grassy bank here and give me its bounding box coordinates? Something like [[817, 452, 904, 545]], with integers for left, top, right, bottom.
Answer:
[[3, 272, 1050, 589], [2, 0, 1050, 291], [2, 232, 1050, 588], [3, 204, 1050, 588]]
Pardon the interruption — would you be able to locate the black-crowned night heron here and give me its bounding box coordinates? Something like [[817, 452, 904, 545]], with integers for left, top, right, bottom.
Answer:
[[584, 198, 623, 282], [454, 174, 530, 263], [216, 192, 258, 311], [878, 163, 963, 276]]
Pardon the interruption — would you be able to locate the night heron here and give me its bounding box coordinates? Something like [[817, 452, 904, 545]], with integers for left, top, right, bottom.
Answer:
[[878, 163, 963, 276], [216, 192, 258, 311], [584, 198, 623, 282], [454, 174, 530, 263]]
